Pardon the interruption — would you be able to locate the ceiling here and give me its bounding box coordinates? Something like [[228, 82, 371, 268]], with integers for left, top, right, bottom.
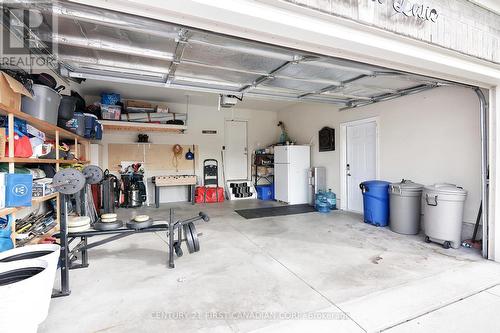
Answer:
[[5, 1, 456, 110], [80, 78, 298, 112]]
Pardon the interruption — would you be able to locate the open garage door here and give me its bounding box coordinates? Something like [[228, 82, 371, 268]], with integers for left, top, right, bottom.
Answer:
[[2, 1, 488, 257]]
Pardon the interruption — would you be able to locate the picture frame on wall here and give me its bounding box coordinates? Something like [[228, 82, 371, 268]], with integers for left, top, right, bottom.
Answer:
[[319, 126, 335, 152]]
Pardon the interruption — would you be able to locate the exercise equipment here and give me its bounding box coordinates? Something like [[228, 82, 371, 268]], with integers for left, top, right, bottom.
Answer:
[[52, 208, 209, 297], [52, 165, 104, 195]]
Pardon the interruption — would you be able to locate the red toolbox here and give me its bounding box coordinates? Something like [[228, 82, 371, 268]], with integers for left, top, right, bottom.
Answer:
[[195, 186, 224, 203]]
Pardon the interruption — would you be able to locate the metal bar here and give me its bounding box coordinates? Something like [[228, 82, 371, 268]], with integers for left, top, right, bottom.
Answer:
[[53, 195, 71, 297], [53, 224, 169, 238], [80, 237, 89, 266], [239, 56, 317, 93], [298, 74, 368, 99], [85, 233, 136, 250], [168, 209, 175, 268], [474, 87, 489, 258], [340, 84, 436, 111], [166, 29, 190, 84]]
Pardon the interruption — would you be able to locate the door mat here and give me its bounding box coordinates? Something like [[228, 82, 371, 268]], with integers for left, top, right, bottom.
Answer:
[[235, 204, 317, 219]]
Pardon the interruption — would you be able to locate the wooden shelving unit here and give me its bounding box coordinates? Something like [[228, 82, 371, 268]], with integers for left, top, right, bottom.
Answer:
[[101, 120, 187, 133], [1, 103, 89, 246]]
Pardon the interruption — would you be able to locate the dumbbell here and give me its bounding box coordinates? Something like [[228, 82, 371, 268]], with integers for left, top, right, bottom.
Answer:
[[52, 165, 104, 195]]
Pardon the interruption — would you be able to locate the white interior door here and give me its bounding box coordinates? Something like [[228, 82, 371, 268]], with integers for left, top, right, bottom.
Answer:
[[346, 121, 377, 213], [224, 120, 248, 180]]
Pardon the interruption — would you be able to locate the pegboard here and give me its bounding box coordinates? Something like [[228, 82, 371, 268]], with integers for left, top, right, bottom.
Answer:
[[108, 144, 198, 172]]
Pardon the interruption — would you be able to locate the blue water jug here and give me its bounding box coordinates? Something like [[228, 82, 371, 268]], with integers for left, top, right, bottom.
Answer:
[[315, 191, 331, 213], [325, 189, 336, 210]]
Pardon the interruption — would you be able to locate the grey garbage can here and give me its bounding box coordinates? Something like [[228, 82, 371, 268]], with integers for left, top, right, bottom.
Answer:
[[422, 183, 467, 249], [389, 180, 424, 235]]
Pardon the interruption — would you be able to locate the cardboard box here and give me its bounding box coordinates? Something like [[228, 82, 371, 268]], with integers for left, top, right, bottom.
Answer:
[[0, 71, 32, 112], [26, 123, 45, 141], [5, 173, 32, 207], [32, 178, 54, 197], [125, 100, 152, 109]]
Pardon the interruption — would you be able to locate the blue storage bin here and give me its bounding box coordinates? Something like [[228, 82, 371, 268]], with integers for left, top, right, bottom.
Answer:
[[6, 174, 33, 207], [83, 113, 98, 138], [101, 92, 120, 105], [360, 180, 390, 227], [256, 185, 273, 200]]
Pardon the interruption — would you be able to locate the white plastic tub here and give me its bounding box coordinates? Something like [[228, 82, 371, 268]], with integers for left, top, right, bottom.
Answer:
[[422, 183, 467, 249], [0, 244, 60, 327], [0, 259, 49, 333]]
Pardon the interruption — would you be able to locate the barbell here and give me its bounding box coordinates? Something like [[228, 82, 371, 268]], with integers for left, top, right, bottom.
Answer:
[[52, 165, 104, 195]]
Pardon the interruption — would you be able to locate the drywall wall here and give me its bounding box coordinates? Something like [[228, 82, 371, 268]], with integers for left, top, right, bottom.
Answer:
[[278, 86, 482, 226], [87, 95, 279, 203]]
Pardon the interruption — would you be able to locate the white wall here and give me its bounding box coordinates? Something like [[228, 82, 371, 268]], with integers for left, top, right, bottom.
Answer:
[[89, 96, 279, 203], [278, 86, 482, 226]]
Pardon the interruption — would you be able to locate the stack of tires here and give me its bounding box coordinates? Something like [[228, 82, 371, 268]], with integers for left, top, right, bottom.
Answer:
[[0, 244, 60, 332]]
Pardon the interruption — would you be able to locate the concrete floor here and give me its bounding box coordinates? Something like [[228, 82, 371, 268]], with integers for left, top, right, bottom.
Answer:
[[40, 200, 500, 333]]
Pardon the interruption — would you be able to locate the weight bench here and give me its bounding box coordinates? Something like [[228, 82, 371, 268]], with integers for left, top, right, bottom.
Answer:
[[53, 192, 209, 297]]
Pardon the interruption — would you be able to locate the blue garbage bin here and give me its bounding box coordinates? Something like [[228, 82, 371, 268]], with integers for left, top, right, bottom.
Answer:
[[360, 180, 390, 227]]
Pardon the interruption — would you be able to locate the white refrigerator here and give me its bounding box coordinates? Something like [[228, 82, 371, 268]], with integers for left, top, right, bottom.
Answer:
[[274, 145, 311, 204]]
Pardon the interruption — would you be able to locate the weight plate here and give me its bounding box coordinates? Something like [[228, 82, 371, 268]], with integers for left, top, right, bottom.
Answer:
[[93, 220, 123, 231], [68, 224, 91, 233], [101, 217, 117, 223], [101, 213, 117, 219], [53, 168, 86, 194], [134, 215, 150, 222], [188, 222, 200, 252], [82, 165, 104, 184], [126, 218, 153, 230], [183, 223, 195, 254], [68, 216, 91, 228]]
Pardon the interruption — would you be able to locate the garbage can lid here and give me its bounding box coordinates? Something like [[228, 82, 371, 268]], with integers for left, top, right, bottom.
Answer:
[[361, 180, 390, 188], [390, 179, 423, 192], [424, 183, 467, 196]]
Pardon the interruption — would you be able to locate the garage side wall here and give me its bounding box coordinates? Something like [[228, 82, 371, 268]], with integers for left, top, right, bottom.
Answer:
[[279, 86, 481, 228], [88, 98, 279, 203]]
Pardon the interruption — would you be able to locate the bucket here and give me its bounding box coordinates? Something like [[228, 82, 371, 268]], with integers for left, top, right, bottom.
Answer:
[[0, 244, 60, 324], [0, 259, 50, 333]]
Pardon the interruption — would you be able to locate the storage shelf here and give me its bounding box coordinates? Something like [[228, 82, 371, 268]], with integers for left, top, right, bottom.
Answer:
[[0, 157, 89, 164], [0, 103, 89, 142], [101, 120, 187, 133], [0, 193, 59, 217]]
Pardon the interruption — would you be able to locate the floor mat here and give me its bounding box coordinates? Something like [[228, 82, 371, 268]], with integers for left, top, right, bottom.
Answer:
[[235, 204, 317, 219]]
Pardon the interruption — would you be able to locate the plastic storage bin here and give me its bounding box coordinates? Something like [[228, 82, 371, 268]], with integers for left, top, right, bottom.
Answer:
[[101, 104, 121, 120], [256, 185, 273, 200], [422, 183, 467, 249], [62, 112, 85, 137], [21, 84, 61, 125], [5, 173, 33, 207], [83, 113, 98, 138], [389, 179, 424, 235], [360, 180, 390, 226]]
